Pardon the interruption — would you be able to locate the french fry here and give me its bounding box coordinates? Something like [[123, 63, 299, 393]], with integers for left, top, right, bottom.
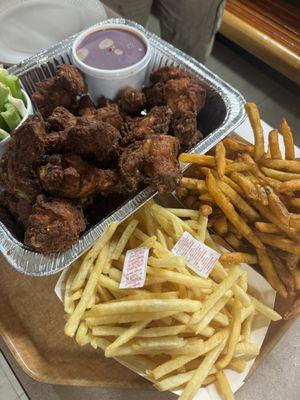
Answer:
[[234, 342, 259, 358], [71, 222, 119, 291], [223, 137, 254, 155], [228, 358, 247, 373], [249, 295, 282, 321], [216, 299, 242, 369], [230, 172, 259, 200], [244, 102, 264, 161], [112, 219, 139, 260], [218, 181, 260, 222], [225, 161, 254, 174], [167, 208, 199, 219], [179, 341, 226, 400], [181, 177, 206, 192], [216, 370, 234, 400], [256, 232, 300, 256], [260, 166, 300, 182], [206, 171, 264, 249], [179, 153, 217, 166], [277, 179, 300, 193], [216, 141, 226, 178], [219, 252, 258, 265], [132, 336, 186, 352], [85, 311, 177, 326], [260, 159, 300, 173], [256, 248, 288, 297], [269, 129, 282, 160], [75, 321, 89, 346], [214, 215, 228, 236], [147, 267, 212, 289], [267, 248, 295, 296], [255, 222, 282, 234], [65, 244, 110, 337], [286, 253, 299, 271], [267, 190, 291, 227], [280, 118, 295, 160], [290, 268, 300, 291]]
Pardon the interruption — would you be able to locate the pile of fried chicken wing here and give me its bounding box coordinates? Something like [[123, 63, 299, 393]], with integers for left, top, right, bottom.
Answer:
[[0, 64, 206, 253]]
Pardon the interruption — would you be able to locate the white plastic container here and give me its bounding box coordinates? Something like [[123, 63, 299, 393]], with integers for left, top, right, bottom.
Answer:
[[72, 23, 151, 101], [0, 89, 33, 157]]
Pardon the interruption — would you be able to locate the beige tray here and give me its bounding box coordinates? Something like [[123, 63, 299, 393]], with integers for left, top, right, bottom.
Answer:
[[0, 254, 294, 388]]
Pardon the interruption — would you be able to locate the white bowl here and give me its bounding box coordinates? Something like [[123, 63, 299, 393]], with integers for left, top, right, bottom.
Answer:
[[0, 89, 33, 157], [72, 22, 152, 101]]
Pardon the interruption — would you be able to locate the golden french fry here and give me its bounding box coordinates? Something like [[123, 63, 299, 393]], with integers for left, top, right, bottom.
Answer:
[[132, 336, 186, 352], [167, 208, 199, 219], [268, 249, 295, 296], [179, 341, 226, 400], [147, 267, 212, 289], [181, 177, 207, 193], [206, 171, 264, 249], [85, 311, 177, 326], [249, 295, 282, 321], [230, 172, 259, 200], [219, 252, 258, 265], [179, 153, 217, 166], [216, 298, 242, 369], [280, 118, 295, 160], [256, 248, 288, 298], [112, 219, 139, 260], [290, 268, 300, 291], [269, 129, 282, 160], [216, 370, 234, 400], [218, 180, 259, 222], [244, 102, 264, 161], [75, 321, 89, 346], [256, 232, 300, 256], [225, 161, 254, 173], [214, 215, 228, 236], [286, 253, 299, 271], [255, 222, 282, 234], [223, 137, 254, 155], [216, 141, 226, 178], [65, 244, 110, 337], [234, 342, 259, 358], [260, 166, 300, 181], [228, 358, 247, 373], [277, 179, 300, 193], [71, 222, 119, 291], [260, 159, 300, 173], [200, 204, 213, 216]]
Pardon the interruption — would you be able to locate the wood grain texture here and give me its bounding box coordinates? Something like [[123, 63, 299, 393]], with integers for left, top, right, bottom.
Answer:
[[220, 0, 300, 84]]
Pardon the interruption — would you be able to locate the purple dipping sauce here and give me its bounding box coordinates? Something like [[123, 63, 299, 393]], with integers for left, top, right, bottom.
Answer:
[[76, 28, 147, 70]]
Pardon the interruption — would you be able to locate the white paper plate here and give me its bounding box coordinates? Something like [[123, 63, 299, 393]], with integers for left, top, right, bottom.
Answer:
[[0, 0, 107, 65]]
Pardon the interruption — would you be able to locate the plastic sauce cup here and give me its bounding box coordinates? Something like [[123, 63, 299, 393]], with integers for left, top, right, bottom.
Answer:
[[72, 23, 151, 101]]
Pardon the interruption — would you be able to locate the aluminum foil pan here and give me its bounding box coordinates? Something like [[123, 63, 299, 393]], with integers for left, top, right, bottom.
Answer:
[[0, 18, 245, 276]]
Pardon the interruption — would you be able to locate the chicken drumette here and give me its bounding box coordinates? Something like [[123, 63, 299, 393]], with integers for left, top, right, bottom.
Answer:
[[24, 196, 85, 254], [117, 87, 146, 115], [39, 153, 121, 199], [119, 135, 181, 193], [32, 64, 87, 117]]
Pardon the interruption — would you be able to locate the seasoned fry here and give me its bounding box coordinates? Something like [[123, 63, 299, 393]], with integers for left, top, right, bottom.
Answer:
[[267, 248, 295, 296], [280, 118, 295, 160], [260, 166, 300, 181], [223, 137, 254, 155], [219, 252, 258, 265], [256, 232, 300, 256], [181, 177, 206, 192], [244, 102, 264, 161], [230, 172, 258, 200], [255, 222, 282, 234], [218, 181, 260, 222], [260, 159, 300, 173], [216, 370, 234, 400], [256, 249, 288, 297], [214, 215, 228, 236], [216, 141, 226, 178], [277, 179, 300, 193], [268, 129, 282, 159], [206, 171, 264, 249]]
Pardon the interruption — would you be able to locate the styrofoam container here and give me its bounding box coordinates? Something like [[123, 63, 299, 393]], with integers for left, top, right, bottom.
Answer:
[[72, 22, 151, 100], [0, 89, 33, 157]]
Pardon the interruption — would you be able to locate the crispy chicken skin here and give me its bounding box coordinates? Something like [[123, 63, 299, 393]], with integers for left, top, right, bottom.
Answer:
[[76, 96, 123, 129], [40, 154, 121, 199], [118, 87, 146, 115], [122, 106, 172, 144], [172, 111, 203, 150], [32, 64, 87, 117], [119, 135, 181, 193], [1, 115, 45, 224], [24, 196, 86, 254], [46, 106, 77, 131], [149, 66, 190, 84], [66, 119, 121, 163]]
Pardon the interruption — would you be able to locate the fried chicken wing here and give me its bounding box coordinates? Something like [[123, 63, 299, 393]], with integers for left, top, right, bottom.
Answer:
[[66, 119, 121, 163], [24, 196, 86, 254], [46, 106, 77, 131], [150, 66, 190, 84], [1, 115, 46, 224], [119, 135, 181, 192], [172, 111, 203, 150], [118, 87, 146, 115], [143, 81, 165, 108], [32, 64, 87, 116], [39, 154, 121, 199], [122, 106, 172, 144]]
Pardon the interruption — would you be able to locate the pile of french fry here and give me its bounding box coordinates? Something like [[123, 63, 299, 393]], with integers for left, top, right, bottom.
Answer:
[[63, 199, 281, 400], [178, 102, 300, 319]]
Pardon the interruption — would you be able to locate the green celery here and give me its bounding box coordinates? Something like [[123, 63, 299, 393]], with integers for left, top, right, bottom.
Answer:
[[1, 103, 21, 130], [0, 128, 9, 141], [0, 82, 9, 110]]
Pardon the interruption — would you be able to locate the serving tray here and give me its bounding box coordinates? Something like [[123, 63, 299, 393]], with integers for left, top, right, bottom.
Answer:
[[0, 18, 245, 276]]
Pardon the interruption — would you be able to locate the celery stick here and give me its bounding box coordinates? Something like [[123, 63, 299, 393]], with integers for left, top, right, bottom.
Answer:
[[1, 103, 21, 130], [0, 128, 9, 141], [0, 82, 9, 110], [0, 70, 22, 99], [0, 114, 9, 131], [8, 94, 26, 118]]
